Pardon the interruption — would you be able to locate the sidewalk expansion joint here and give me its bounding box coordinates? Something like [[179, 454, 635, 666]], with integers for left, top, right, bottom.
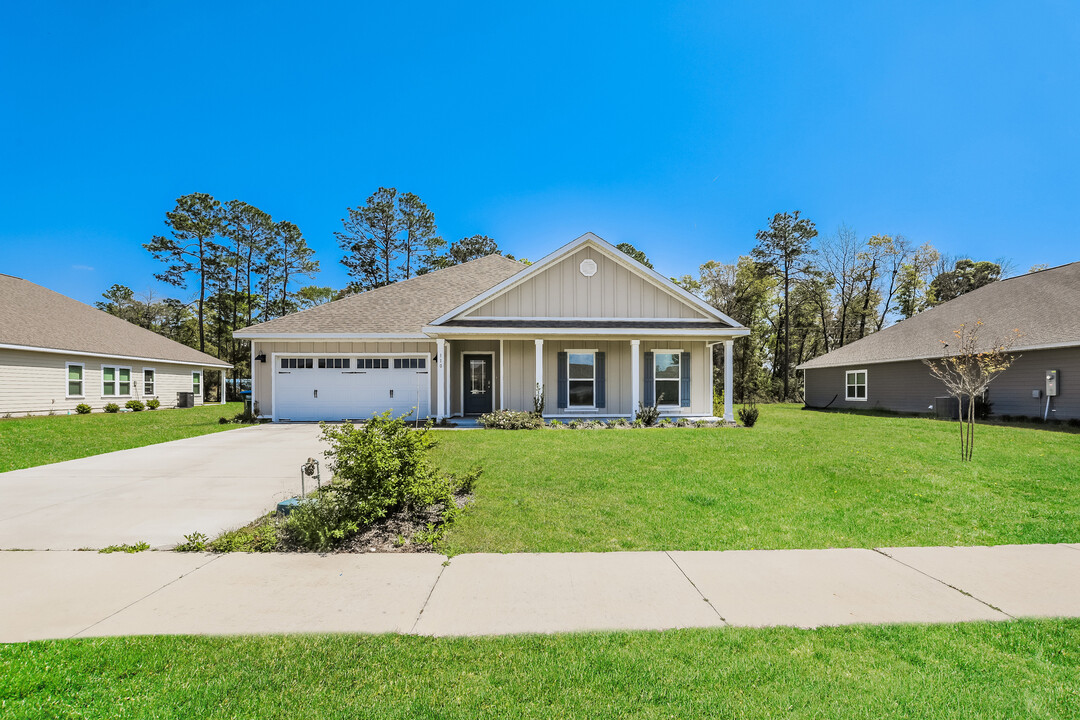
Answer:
[[70, 553, 224, 639], [410, 559, 449, 634], [664, 551, 729, 626], [871, 547, 1013, 618]]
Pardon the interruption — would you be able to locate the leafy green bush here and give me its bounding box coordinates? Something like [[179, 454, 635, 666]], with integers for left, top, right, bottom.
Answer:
[[146, 398, 160, 410], [103, 403, 120, 413], [478, 409, 544, 429], [282, 413, 480, 552], [75, 403, 91, 414], [125, 399, 145, 412], [635, 401, 660, 427]]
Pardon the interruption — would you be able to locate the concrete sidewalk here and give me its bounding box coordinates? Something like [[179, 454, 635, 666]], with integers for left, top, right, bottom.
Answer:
[[3, 543, 1078, 643]]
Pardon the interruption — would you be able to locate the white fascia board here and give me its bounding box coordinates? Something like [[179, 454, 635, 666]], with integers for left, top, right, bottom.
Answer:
[[0, 343, 232, 368], [463, 315, 718, 323], [796, 339, 1080, 371], [234, 332, 430, 340], [423, 326, 750, 338], [428, 232, 747, 330]]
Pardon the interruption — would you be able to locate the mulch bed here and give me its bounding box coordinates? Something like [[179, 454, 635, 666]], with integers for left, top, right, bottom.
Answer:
[[334, 491, 472, 554]]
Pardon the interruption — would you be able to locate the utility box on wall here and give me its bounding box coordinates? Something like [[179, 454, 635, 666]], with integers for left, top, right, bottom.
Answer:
[[1046, 370, 1059, 397]]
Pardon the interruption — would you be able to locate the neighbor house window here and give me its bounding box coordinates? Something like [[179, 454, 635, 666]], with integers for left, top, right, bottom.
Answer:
[[143, 369, 156, 396], [568, 351, 596, 407], [654, 352, 681, 406], [846, 370, 867, 401], [102, 366, 131, 396], [192, 371, 202, 397], [66, 362, 84, 397]]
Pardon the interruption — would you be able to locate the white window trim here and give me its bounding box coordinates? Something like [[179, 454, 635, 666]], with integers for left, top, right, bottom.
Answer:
[[566, 348, 598, 410], [192, 370, 202, 398], [652, 348, 684, 408], [845, 369, 868, 402], [65, 362, 85, 399], [101, 364, 133, 398], [142, 367, 157, 397]]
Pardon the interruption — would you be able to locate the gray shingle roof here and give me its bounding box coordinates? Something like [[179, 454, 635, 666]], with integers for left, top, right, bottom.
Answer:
[[0, 274, 230, 367], [797, 261, 1080, 370], [234, 254, 525, 336]]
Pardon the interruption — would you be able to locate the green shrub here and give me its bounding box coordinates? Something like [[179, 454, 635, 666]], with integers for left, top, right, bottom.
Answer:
[[478, 409, 544, 430], [125, 399, 145, 412], [75, 403, 91, 414], [218, 416, 229, 424], [738, 404, 759, 428], [567, 420, 581, 429], [282, 413, 480, 552], [103, 403, 120, 413], [146, 398, 161, 410], [635, 401, 660, 427]]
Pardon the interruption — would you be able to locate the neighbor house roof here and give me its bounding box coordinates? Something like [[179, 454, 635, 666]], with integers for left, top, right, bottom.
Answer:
[[234, 254, 525, 337], [797, 261, 1080, 370], [0, 274, 230, 367]]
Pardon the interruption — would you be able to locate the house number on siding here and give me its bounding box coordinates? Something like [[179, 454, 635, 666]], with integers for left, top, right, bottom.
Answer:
[[580, 259, 597, 277]]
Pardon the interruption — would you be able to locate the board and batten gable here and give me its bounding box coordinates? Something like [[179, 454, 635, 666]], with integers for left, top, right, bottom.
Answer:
[[0, 348, 206, 415], [803, 346, 1080, 419], [461, 245, 710, 320]]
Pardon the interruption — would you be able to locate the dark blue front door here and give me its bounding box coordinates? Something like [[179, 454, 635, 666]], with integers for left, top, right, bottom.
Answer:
[[463, 354, 493, 415]]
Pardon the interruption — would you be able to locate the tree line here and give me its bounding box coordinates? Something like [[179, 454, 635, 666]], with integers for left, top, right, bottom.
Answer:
[[97, 189, 513, 395], [656, 211, 1011, 402]]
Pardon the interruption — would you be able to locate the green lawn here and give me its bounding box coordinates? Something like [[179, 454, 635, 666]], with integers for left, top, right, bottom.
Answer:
[[2, 621, 1077, 718], [0, 402, 246, 472], [434, 405, 1080, 553]]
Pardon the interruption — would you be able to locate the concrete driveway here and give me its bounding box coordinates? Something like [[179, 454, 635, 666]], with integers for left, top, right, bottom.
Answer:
[[0, 424, 327, 550]]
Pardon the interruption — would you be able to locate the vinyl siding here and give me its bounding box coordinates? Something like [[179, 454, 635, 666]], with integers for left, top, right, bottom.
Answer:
[[251, 340, 438, 419], [803, 347, 1080, 420], [501, 338, 713, 416], [0, 348, 208, 415], [462, 246, 709, 320]]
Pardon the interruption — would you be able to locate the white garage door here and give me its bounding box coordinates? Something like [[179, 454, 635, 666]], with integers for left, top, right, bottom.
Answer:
[[274, 355, 430, 422]]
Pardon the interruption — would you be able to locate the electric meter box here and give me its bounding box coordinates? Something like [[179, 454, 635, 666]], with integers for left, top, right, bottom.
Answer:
[[1046, 370, 1059, 397]]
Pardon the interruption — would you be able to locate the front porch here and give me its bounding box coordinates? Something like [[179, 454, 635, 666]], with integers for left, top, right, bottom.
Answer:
[[432, 336, 737, 422]]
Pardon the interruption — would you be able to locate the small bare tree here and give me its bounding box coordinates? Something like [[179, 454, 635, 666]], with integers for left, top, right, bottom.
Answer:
[[923, 321, 1019, 461]]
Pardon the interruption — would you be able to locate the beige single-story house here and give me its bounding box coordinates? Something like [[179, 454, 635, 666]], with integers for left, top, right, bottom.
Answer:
[[0, 274, 231, 415], [797, 261, 1080, 420], [235, 233, 748, 422]]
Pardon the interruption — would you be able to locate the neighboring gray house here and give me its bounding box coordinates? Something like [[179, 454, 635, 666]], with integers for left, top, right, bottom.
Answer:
[[235, 233, 749, 422], [797, 262, 1080, 420], [0, 274, 231, 415]]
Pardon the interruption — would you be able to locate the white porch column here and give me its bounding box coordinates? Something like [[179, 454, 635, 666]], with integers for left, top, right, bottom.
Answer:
[[723, 340, 734, 422], [499, 339, 505, 410], [630, 339, 640, 416], [534, 339, 544, 406], [436, 338, 446, 420]]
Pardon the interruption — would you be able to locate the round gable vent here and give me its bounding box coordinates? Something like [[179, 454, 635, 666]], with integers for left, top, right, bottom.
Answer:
[[579, 258, 598, 277]]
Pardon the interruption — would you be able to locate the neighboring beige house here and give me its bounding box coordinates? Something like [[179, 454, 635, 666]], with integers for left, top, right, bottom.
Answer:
[[0, 274, 231, 415], [235, 233, 748, 422], [797, 261, 1080, 420]]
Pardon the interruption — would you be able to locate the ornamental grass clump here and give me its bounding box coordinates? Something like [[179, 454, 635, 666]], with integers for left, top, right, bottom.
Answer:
[[283, 412, 479, 552]]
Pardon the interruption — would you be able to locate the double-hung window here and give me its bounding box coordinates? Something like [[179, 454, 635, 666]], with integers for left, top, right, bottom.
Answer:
[[143, 369, 156, 396], [66, 362, 84, 397], [845, 370, 867, 401], [102, 366, 131, 396], [567, 352, 596, 408], [192, 371, 202, 397], [654, 352, 681, 407]]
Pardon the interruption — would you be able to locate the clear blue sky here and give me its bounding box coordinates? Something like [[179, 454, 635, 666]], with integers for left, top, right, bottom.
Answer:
[[2, 1, 1078, 306]]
